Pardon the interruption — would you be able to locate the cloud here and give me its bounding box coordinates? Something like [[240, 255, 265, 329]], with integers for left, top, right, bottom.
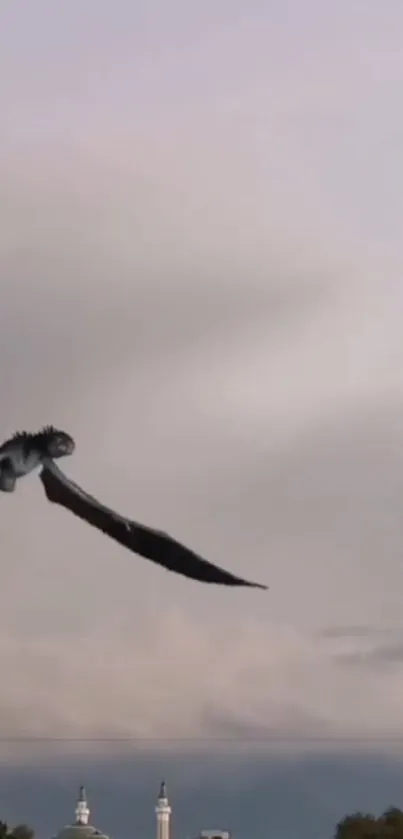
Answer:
[[319, 627, 391, 640], [336, 641, 403, 669], [0, 232, 403, 757], [1, 0, 403, 775]]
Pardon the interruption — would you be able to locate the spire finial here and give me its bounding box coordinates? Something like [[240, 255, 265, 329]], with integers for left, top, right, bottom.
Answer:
[[156, 779, 171, 839], [75, 786, 90, 826]]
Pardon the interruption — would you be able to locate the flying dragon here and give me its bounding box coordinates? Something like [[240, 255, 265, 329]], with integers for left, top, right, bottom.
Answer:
[[0, 426, 267, 590]]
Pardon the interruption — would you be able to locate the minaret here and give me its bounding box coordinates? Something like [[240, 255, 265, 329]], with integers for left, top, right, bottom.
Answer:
[[75, 786, 90, 826], [155, 781, 171, 839]]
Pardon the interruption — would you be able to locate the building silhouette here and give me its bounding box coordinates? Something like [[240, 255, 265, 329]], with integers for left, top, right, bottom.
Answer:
[[52, 784, 230, 839]]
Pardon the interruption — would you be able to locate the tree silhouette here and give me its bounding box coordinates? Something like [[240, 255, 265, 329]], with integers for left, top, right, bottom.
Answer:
[[10, 825, 34, 839], [335, 808, 403, 839], [335, 812, 379, 839]]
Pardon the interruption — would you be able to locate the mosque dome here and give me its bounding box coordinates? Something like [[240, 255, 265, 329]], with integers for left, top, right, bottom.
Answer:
[[55, 825, 109, 839], [53, 787, 109, 839]]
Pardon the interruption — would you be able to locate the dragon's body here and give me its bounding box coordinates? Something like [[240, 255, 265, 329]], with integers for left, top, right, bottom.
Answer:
[[0, 426, 75, 491]]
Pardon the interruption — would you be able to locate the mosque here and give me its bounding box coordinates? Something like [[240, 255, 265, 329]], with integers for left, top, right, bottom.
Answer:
[[52, 784, 230, 839]]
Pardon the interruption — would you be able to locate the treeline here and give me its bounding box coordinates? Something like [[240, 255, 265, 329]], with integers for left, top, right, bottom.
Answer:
[[336, 807, 403, 839], [0, 823, 34, 839]]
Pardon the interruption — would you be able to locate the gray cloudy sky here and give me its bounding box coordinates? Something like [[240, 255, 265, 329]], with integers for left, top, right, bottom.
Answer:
[[1, 0, 403, 836]]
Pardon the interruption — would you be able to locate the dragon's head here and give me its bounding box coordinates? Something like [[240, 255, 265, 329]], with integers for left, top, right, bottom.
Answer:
[[35, 425, 76, 459]]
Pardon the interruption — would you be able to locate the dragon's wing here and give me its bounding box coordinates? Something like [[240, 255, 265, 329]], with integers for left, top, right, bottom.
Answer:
[[39, 460, 268, 589]]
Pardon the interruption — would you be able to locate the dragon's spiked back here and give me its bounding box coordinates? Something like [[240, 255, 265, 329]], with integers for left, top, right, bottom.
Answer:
[[8, 426, 76, 458]]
